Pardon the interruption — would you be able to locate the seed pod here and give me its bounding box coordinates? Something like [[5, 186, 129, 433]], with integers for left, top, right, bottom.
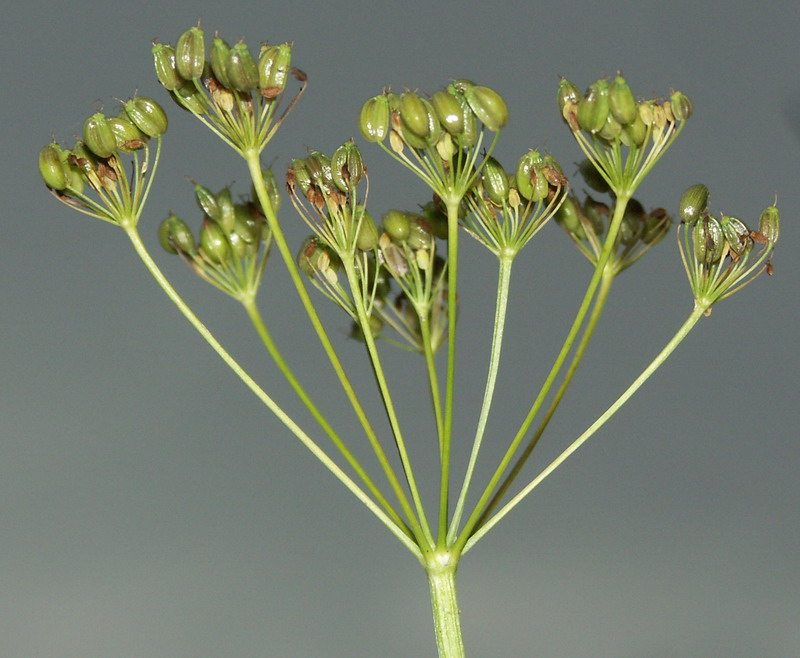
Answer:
[[515, 150, 543, 201], [297, 236, 340, 276], [431, 89, 464, 136], [608, 75, 637, 125], [758, 205, 780, 245], [331, 140, 364, 192], [577, 81, 609, 134], [210, 36, 232, 88], [107, 115, 147, 152], [598, 112, 622, 142], [258, 43, 292, 96], [554, 195, 583, 236], [556, 77, 581, 113], [383, 209, 411, 242], [693, 216, 724, 265], [124, 97, 168, 138], [621, 111, 647, 148], [407, 217, 433, 251], [175, 25, 205, 80], [482, 156, 509, 205], [194, 183, 220, 221], [305, 150, 334, 191], [82, 113, 117, 158], [399, 92, 440, 144], [670, 91, 693, 121], [420, 201, 448, 239], [620, 201, 646, 246], [464, 84, 508, 131], [359, 95, 391, 143], [678, 183, 709, 225], [200, 218, 230, 264], [226, 40, 259, 93], [158, 214, 195, 254], [720, 214, 752, 255], [578, 159, 610, 193], [290, 158, 312, 197], [152, 43, 181, 91], [216, 187, 236, 232], [232, 204, 261, 244], [355, 206, 379, 250], [39, 144, 69, 190]]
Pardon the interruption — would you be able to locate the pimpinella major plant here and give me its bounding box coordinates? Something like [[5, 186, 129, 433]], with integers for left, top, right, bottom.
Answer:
[[39, 23, 780, 657]]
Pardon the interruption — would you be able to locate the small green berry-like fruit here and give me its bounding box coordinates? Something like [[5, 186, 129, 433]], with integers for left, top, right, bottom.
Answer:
[[464, 84, 508, 131], [172, 82, 207, 115], [554, 195, 583, 236], [125, 97, 168, 138], [194, 183, 221, 221], [482, 157, 509, 205], [515, 150, 543, 201], [175, 25, 206, 80], [693, 216, 724, 265], [355, 206, 379, 250], [431, 89, 465, 137], [407, 217, 433, 251], [758, 206, 780, 245], [152, 43, 181, 91], [39, 144, 68, 190], [399, 92, 439, 141], [383, 209, 411, 242], [82, 113, 118, 158], [578, 159, 610, 194], [608, 75, 637, 125], [331, 140, 364, 192], [226, 40, 259, 93], [200, 218, 230, 264], [210, 36, 232, 88], [359, 95, 390, 143], [258, 43, 292, 96], [669, 91, 693, 121], [158, 214, 196, 254], [107, 115, 147, 152], [678, 183, 709, 225], [577, 81, 610, 134], [719, 214, 752, 255], [557, 77, 580, 113]]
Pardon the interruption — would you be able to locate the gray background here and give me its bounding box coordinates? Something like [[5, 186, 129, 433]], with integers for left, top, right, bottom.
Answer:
[[4, 1, 799, 656]]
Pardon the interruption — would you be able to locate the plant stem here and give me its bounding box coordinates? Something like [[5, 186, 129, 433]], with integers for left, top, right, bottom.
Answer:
[[448, 254, 514, 543], [426, 551, 465, 658], [477, 267, 615, 527], [123, 226, 422, 560], [242, 297, 411, 537], [463, 301, 708, 553]]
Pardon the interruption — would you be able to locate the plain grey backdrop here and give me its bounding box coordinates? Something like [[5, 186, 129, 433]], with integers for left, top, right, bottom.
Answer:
[[4, 1, 799, 656]]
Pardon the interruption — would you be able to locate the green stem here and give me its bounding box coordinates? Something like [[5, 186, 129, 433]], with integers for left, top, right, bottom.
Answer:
[[344, 261, 435, 550], [448, 255, 514, 544], [242, 297, 411, 538], [453, 194, 631, 556], [123, 226, 422, 560], [244, 150, 428, 549], [439, 198, 461, 546], [426, 551, 464, 658], [477, 267, 615, 527], [463, 302, 708, 554], [420, 313, 445, 455]]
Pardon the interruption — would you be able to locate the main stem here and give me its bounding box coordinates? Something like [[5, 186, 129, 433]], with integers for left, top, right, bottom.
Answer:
[[426, 552, 465, 658]]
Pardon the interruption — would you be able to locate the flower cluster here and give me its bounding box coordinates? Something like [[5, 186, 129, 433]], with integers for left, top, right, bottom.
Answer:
[[152, 24, 305, 155], [38, 97, 168, 227]]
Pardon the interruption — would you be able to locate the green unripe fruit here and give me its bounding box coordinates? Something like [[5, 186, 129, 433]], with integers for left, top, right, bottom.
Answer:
[[172, 82, 207, 115], [305, 150, 334, 190], [258, 43, 292, 95], [431, 89, 465, 136], [464, 84, 508, 131], [354, 206, 379, 250], [158, 214, 195, 254], [210, 36, 231, 88], [200, 218, 230, 264], [557, 77, 580, 113], [670, 91, 693, 121], [331, 140, 364, 192], [554, 195, 582, 235], [290, 159, 312, 196], [578, 159, 610, 193], [383, 209, 411, 241], [758, 206, 780, 245], [577, 81, 609, 134], [406, 218, 433, 251], [39, 144, 68, 190], [152, 43, 181, 91], [359, 95, 390, 143], [720, 215, 751, 255], [175, 25, 205, 80], [678, 183, 709, 226], [194, 183, 220, 221], [399, 92, 429, 138], [226, 40, 259, 92], [609, 75, 637, 125], [125, 96, 168, 137], [515, 150, 543, 201], [622, 111, 647, 148], [107, 115, 146, 152], [216, 187, 236, 232], [82, 113, 117, 158], [297, 236, 340, 276], [420, 202, 448, 240], [482, 157, 509, 205], [693, 216, 724, 265], [232, 204, 261, 244]]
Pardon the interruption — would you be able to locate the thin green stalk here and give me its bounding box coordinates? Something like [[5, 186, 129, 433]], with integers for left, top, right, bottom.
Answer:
[[438, 198, 461, 546], [123, 226, 422, 561], [463, 302, 708, 554], [426, 552, 464, 658], [244, 150, 429, 549], [345, 261, 435, 550], [476, 267, 615, 527], [242, 297, 411, 538], [419, 313, 445, 454], [447, 254, 514, 544], [452, 194, 631, 556]]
